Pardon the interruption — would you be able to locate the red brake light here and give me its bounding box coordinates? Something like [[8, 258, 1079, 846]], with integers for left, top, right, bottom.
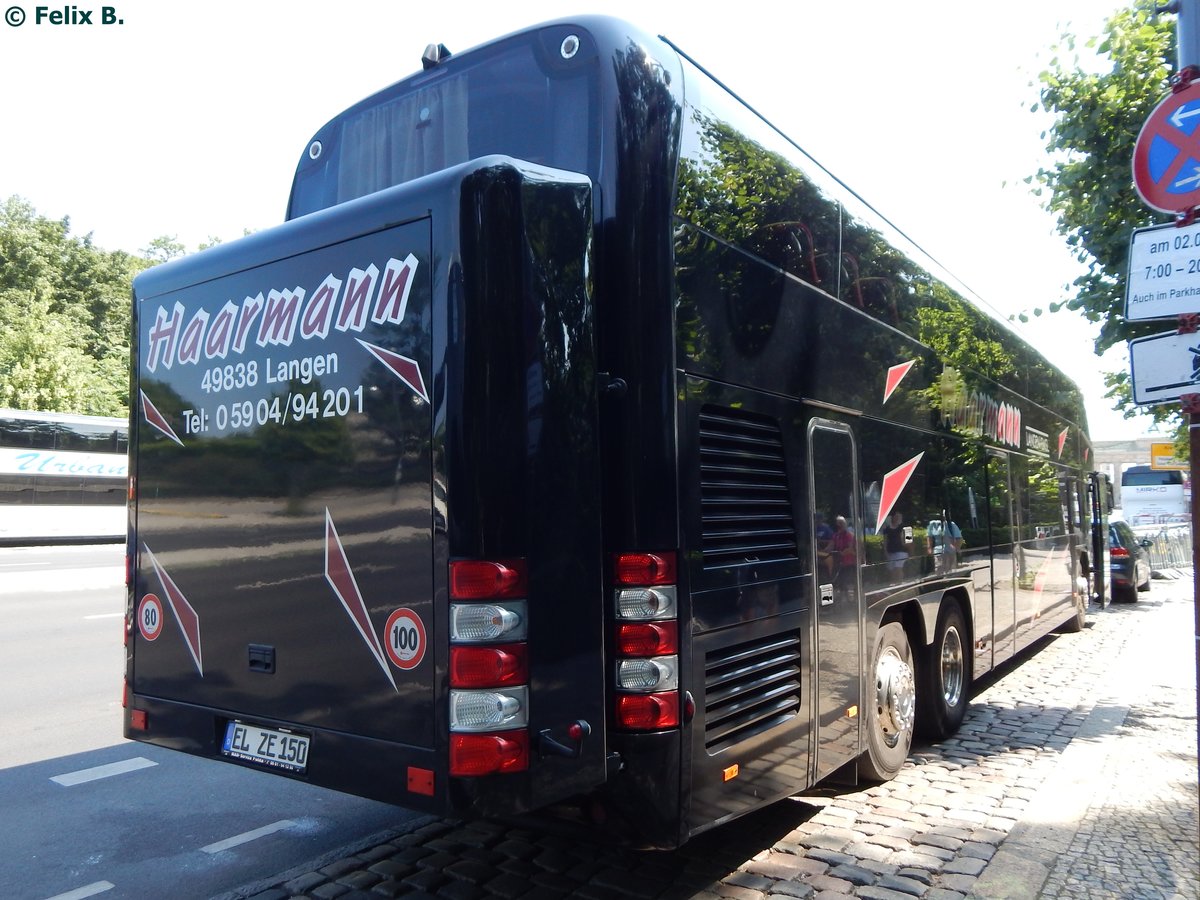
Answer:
[[1109, 546, 1129, 558], [449, 730, 530, 775], [449, 644, 529, 687], [614, 552, 677, 586], [617, 621, 679, 656], [616, 692, 681, 730], [450, 559, 528, 600]]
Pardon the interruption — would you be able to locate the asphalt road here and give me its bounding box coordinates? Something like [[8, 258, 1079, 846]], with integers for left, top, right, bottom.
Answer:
[[0, 543, 420, 900]]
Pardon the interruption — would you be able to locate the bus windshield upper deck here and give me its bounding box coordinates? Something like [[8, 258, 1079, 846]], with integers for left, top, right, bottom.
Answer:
[[288, 27, 599, 220]]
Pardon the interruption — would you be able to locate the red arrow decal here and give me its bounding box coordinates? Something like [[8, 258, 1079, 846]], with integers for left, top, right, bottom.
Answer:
[[883, 360, 917, 404], [144, 546, 203, 675], [324, 510, 397, 691], [357, 339, 429, 403], [140, 390, 184, 446], [875, 452, 925, 533]]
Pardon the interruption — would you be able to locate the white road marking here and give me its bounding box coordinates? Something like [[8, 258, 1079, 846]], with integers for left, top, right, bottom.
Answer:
[[51, 757, 157, 787], [42, 881, 115, 900], [83, 612, 123, 620], [200, 819, 298, 854], [0, 565, 124, 595]]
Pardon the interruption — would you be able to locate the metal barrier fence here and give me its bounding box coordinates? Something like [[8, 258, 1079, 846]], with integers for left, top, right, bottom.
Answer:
[[1131, 522, 1194, 571]]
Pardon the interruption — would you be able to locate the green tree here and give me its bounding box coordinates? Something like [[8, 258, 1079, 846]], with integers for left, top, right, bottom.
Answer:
[[142, 234, 186, 263], [0, 196, 150, 416], [1034, 6, 1178, 430], [0, 293, 102, 411]]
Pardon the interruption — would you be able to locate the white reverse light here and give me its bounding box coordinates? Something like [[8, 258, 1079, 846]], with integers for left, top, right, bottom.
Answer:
[[617, 656, 679, 692], [615, 586, 677, 621], [450, 602, 527, 642], [449, 687, 529, 732]]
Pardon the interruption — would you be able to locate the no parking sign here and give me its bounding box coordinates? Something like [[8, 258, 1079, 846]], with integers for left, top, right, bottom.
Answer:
[[1133, 81, 1200, 214]]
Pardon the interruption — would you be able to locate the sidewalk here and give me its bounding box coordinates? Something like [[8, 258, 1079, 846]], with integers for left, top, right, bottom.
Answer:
[[234, 572, 1199, 900], [972, 572, 1199, 899]]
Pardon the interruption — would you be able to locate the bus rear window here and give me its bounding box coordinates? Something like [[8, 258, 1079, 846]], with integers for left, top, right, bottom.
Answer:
[[1121, 467, 1183, 487], [289, 28, 598, 219]]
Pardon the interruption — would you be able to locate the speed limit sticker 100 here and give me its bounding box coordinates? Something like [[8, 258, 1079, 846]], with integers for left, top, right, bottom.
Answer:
[[384, 608, 427, 670], [138, 594, 164, 641]]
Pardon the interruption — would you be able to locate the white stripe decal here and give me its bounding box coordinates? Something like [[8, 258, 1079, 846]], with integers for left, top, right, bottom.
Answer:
[[200, 819, 298, 854], [42, 882, 115, 900], [51, 757, 157, 787], [324, 510, 396, 690], [143, 545, 204, 676]]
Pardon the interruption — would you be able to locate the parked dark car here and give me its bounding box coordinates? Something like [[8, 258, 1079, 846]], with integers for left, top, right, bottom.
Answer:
[[1108, 520, 1152, 602]]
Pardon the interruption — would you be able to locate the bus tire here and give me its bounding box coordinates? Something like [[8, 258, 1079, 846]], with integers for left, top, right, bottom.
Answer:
[[918, 602, 971, 739], [1058, 592, 1086, 633], [859, 622, 916, 782]]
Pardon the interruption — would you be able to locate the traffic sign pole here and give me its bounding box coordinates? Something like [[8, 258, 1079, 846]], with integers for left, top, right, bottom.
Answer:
[[1136, 0, 1200, 769], [1176, 0, 1200, 774], [1171, 0, 1200, 790]]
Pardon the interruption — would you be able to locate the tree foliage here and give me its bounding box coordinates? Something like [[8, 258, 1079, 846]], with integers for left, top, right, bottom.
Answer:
[[0, 196, 166, 417], [1034, 6, 1179, 429]]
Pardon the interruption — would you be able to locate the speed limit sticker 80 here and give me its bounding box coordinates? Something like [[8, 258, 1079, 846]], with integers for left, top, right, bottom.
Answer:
[[138, 594, 164, 641], [384, 608, 426, 670]]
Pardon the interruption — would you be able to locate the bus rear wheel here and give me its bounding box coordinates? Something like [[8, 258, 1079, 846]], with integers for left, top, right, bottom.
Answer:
[[918, 602, 970, 740], [859, 622, 915, 782]]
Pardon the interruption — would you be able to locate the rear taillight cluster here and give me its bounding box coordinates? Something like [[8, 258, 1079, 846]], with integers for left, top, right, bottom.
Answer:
[[448, 559, 530, 776], [613, 552, 681, 730]]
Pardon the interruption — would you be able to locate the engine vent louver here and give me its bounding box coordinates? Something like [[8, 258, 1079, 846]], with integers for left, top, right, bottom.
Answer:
[[699, 406, 797, 568], [704, 632, 802, 752]]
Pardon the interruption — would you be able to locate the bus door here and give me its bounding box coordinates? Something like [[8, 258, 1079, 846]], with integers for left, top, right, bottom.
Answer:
[[807, 420, 863, 781], [986, 452, 1018, 667]]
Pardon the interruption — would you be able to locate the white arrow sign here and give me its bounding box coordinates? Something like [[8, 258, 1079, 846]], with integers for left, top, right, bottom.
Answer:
[[1176, 167, 1200, 190], [1129, 329, 1200, 405], [1170, 103, 1200, 128]]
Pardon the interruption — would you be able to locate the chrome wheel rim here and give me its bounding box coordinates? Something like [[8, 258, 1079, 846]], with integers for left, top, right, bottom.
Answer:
[[940, 625, 964, 708], [874, 646, 916, 748]]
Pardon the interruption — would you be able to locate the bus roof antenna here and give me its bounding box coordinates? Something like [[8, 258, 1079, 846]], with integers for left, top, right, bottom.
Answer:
[[422, 43, 452, 70]]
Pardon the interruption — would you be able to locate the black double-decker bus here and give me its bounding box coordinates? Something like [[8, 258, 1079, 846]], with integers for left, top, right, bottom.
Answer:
[[125, 17, 1096, 848]]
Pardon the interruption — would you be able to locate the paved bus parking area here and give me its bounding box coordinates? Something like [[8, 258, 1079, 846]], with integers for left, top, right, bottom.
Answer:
[[233, 573, 1199, 900]]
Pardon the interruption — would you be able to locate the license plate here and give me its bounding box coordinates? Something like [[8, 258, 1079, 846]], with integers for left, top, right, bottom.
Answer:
[[222, 721, 309, 773]]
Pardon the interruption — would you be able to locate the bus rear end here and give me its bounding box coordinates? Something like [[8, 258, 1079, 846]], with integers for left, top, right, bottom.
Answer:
[[1120, 465, 1188, 524], [125, 146, 615, 818], [125, 16, 744, 848]]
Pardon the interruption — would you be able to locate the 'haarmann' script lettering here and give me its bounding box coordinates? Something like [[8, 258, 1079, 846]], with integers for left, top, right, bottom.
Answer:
[[145, 255, 418, 373]]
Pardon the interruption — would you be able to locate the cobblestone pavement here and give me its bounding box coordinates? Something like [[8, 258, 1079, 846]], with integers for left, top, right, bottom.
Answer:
[[227, 574, 1199, 900]]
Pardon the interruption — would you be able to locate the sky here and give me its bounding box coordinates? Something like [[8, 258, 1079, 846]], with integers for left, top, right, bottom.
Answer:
[[0, 0, 1170, 442]]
